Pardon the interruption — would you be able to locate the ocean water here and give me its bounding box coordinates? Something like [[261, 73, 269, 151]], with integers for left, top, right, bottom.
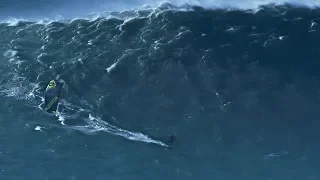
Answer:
[[1, 0, 320, 180]]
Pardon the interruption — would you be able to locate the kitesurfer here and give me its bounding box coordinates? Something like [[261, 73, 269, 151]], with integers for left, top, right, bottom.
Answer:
[[44, 80, 63, 114]]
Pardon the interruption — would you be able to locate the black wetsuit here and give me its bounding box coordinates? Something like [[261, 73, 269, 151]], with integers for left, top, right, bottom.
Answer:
[[167, 134, 176, 144]]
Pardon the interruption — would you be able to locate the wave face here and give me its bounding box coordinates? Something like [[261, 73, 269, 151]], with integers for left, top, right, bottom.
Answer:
[[1, 4, 320, 180]]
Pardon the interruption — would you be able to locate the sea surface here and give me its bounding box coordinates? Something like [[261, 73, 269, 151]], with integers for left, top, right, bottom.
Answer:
[[1, 0, 320, 180]]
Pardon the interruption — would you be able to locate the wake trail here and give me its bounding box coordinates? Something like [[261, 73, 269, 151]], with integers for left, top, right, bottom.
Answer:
[[24, 78, 168, 148], [37, 97, 171, 148], [68, 114, 171, 148]]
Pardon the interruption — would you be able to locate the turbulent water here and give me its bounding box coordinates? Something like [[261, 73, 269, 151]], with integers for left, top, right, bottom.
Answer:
[[1, 1, 320, 180]]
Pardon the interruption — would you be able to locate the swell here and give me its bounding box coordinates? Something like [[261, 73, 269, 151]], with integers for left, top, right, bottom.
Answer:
[[2, 4, 320, 110], [1, 5, 320, 150]]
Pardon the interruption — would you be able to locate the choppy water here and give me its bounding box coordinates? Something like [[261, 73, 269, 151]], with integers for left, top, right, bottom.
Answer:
[[1, 1, 320, 180]]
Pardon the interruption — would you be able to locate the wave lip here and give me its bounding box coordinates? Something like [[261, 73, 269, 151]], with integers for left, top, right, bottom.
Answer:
[[169, 0, 320, 9], [1, 0, 320, 24]]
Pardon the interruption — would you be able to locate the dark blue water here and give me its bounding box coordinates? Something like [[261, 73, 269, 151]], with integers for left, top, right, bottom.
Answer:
[[1, 1, 320, 180]]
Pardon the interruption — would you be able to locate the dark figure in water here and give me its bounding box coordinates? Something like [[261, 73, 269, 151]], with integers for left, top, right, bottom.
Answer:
[[167, 134, 176, 144]]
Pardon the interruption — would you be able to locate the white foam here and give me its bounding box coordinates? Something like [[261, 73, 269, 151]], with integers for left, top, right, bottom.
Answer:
[[26, 82, 40, 100], [70, 114, 170, 148], [2, 18, 27, 26], [56, 112, 66, 126], [263, 150, 289, 160], [4, 50, 18, 62], [106, 62, 119, 73], [35, 126, 43, 131], [0, 73, 38, 102], [38, 98, 92, 125], [1, 0, 319, 26], [88, 0, 320, 13], [0, 14, 67, 26]]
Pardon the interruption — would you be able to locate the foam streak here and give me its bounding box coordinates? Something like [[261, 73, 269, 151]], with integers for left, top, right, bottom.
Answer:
[[71, 114, 170, 148]]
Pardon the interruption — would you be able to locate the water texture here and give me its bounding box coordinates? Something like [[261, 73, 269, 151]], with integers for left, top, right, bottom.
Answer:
[[1, 1, 320, 180]]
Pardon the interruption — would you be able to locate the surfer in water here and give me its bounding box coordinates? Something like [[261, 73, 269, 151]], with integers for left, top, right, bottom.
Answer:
[[167, 133, 176, 144]]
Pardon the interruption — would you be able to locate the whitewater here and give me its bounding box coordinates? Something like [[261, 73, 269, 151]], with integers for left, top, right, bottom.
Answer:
[[2, 0, 320, 22]]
